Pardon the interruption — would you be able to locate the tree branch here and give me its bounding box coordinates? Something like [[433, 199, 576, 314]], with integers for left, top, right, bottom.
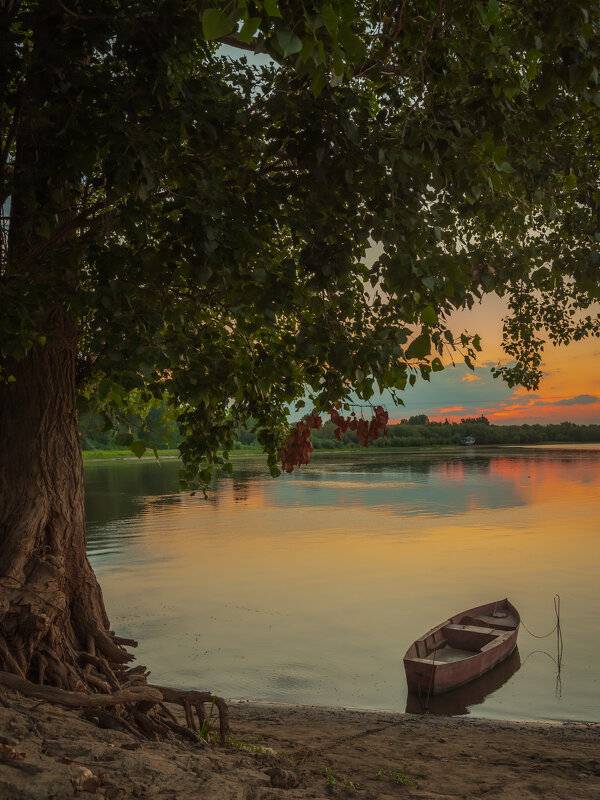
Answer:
[[220, 34, 260, 54], [1, 92, 22, 171]]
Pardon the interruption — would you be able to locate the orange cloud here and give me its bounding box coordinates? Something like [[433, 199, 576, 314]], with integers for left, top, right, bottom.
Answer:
[[445, 294, 600, 424], [485, 392, 600, 424]]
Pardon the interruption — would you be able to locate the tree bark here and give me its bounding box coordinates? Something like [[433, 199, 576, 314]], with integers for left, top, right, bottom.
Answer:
[[0, 7, 229, 740], [0, 309, 131, 689], [0, 314, 230, 742]]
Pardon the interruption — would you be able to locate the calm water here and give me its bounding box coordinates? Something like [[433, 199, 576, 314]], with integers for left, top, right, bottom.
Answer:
[[85, 446, 600, 722]]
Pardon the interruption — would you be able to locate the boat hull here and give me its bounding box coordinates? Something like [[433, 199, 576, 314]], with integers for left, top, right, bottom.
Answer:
[[403, 599, 519, 697], [405, 646, 521, 716]]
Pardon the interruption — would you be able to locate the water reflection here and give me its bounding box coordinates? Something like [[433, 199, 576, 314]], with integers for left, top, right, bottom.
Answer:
[[84, 446, 600, 722], [86, 447, 600, 528], [405, 647, 521, 716]]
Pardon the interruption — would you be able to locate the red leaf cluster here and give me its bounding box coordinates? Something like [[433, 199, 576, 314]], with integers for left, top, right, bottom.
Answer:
[[278, 407, 388, 473], [330, 404, 388, 446], [278, 413, 321, 473]]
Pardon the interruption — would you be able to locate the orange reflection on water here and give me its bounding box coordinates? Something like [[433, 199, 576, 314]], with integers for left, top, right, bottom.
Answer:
[[489, 453, 600, 508], [90, 448, 600, 719]]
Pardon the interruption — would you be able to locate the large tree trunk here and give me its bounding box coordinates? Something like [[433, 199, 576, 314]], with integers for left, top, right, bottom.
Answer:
[[0, 314, 230, 741], [0, 8, 229, 739], [0, 310, 131, 689]]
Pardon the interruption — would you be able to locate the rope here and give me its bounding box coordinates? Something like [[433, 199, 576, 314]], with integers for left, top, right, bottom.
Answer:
[[415, 595, 564, 710], [520, 595, 562, 639], [414, 638, 438, 712], [520, 594, 563, 697]]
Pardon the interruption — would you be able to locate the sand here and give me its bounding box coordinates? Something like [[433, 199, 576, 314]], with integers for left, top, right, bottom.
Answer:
[[1, 687, 599, 799]]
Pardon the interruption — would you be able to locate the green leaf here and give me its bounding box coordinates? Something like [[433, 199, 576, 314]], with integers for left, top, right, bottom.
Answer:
[[264, 0, 282, 17], [431, 357, 444, 372], [472, 334, 482, 352], [115, 432, 134, 447], [276, 29, 302, 56], [130, 440, 147, 459], [338, 26, 366, 61], [564, 173, 577, 190], [300, 36, 314, 62], [405, 334, 431, 360], [202, 8, 234, 40], [320, 4, 339, 35], [311, 69, 327, 97], [238, 17, 261, 44], [420, 306, 437, 325]]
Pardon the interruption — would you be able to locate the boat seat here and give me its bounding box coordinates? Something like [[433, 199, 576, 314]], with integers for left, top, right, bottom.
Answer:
[[419, 646, 474, 664], [480, 633, 511, 652], [443, 623, 500, 635], [469, 614, 518, 631], [459, 615, 495, 628]]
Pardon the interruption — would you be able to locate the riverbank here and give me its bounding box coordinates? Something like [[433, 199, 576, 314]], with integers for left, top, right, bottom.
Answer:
[[1, 686, 598, 799], [81, 441, 600, 463]]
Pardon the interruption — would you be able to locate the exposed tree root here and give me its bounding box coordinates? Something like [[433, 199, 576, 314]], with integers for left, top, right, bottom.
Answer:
[[81, 707, 144, 739], [0, 332, 230, 748], [151, 685, 230, 745], [0, 671, 163, 707], [0, 668, 230, 744]]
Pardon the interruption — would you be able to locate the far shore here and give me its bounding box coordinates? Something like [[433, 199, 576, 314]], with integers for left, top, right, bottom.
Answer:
[[81, 441, 600, 462], [1, 686, 599, 799]]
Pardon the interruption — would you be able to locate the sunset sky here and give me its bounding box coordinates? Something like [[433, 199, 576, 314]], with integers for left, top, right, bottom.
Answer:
[[222, 47, 599, 427], [388, 293, 600, 425]]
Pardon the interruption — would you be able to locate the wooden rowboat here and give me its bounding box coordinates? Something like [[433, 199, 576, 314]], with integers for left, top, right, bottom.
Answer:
[[403, 598, 520, 697], [405, 646, 521, 716]]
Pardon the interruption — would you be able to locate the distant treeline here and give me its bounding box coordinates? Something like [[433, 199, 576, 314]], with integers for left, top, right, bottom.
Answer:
[[307, 416, 600, 449], [240, 414, 600, 449], [80, 411, 600, 453]]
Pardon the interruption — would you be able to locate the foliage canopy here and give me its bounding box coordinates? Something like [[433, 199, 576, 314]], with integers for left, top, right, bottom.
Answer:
[[2, 0, 600, 486]]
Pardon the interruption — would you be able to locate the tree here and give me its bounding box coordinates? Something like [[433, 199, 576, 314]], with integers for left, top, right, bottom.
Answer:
[[408, 414, 430, 426], [460, 415, 491, 426], [1, 1, 599, 732]]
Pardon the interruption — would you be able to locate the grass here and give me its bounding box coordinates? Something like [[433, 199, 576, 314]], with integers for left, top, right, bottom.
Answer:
[[323, 767, 337, 786], [199, 699, 216, 741], [82, 448, 180, 460], [375, 768, 412, 786], [226, 733, 276, 756]]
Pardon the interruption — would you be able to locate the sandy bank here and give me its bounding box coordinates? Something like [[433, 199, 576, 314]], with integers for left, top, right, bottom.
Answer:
[[1, 687, 599, 799]]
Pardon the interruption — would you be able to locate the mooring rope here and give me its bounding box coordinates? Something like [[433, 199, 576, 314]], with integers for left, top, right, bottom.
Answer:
[[520, 595, 562, 640], [520, 594, 563, 697]]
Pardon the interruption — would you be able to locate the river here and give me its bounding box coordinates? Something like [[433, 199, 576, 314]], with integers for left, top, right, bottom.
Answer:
[[85, 445, 600, 722]]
